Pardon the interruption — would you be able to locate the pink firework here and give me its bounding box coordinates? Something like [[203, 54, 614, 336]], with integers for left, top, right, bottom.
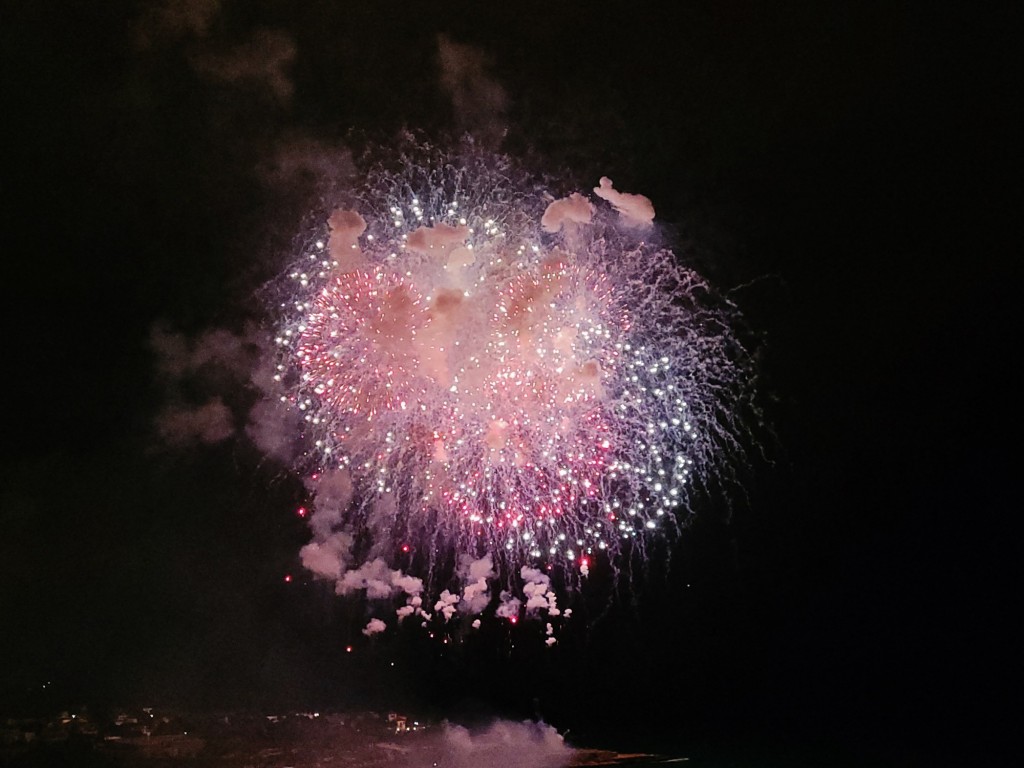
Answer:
[[298, 268, 429, 417], [269, 146, 755, 619]]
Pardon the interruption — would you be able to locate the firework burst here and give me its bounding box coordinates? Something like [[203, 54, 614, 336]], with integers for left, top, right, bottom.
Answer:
[[267, 143, 755, 632]]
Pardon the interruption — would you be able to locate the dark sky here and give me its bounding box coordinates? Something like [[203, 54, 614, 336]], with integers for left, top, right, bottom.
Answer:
[[1, 1, 1019, 764]]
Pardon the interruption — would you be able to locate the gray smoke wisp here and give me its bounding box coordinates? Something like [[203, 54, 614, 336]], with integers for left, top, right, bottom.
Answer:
[[437, 34, 508, 145], [150, 324, 263, 448], [400, 720, 575, 768]]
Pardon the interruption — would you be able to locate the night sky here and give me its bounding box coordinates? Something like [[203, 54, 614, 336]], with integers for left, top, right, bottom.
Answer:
[[1, 2, 1019, 765]]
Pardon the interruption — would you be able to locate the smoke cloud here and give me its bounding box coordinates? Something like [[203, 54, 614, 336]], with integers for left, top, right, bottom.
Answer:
[[151, 325, 258, 381], [190, 28, 296, 104], [245, 399, 301, 463], [337, 558, 423, 601], [135, 2, 295, 105], [134, 0, 221, 49], [437, 35, 508, 144], [362, 617, 386, 636], [155, 398, 234, 446], [434, 589, 460, 621], [593, 177, 656, 228], [149, 324, 264, 448], [299, 531, 354, 582], [427, 720, 574, 768], [496, 591, 522, 620], [521, 566, 559, 617], [541, 193, 595, 234], [260, 137, 356, 199], [459, 554, 495, 614]]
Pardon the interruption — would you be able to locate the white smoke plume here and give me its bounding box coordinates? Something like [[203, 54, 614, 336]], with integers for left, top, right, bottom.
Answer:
[[496, 591, 521, 621], [434, 589, 460, 621], [337, 558, 423, 601], [396, 594, 424, 621], [429, 720, 573, 768], [593, 176, 656, 227], [520, 566, 559, 617], [362, 618, 387, 637], [461, 579, 491, 615], [305, 468, 354, 539], [244, 399, 300, 463], [298, 488, 429, 628], [350, 720, 575, 768], [459, 553, 495, 614], [299, 531, 354, 581], [327, 209, 369, 271], [541, 192, 595, 234]]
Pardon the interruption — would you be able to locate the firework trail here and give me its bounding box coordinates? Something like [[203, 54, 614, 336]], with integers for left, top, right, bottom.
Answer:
[[266, 142, 755, 635]]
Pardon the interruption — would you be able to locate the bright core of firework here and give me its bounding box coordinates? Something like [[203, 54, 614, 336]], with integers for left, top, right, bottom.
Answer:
[[270, 151, 750, 631]]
